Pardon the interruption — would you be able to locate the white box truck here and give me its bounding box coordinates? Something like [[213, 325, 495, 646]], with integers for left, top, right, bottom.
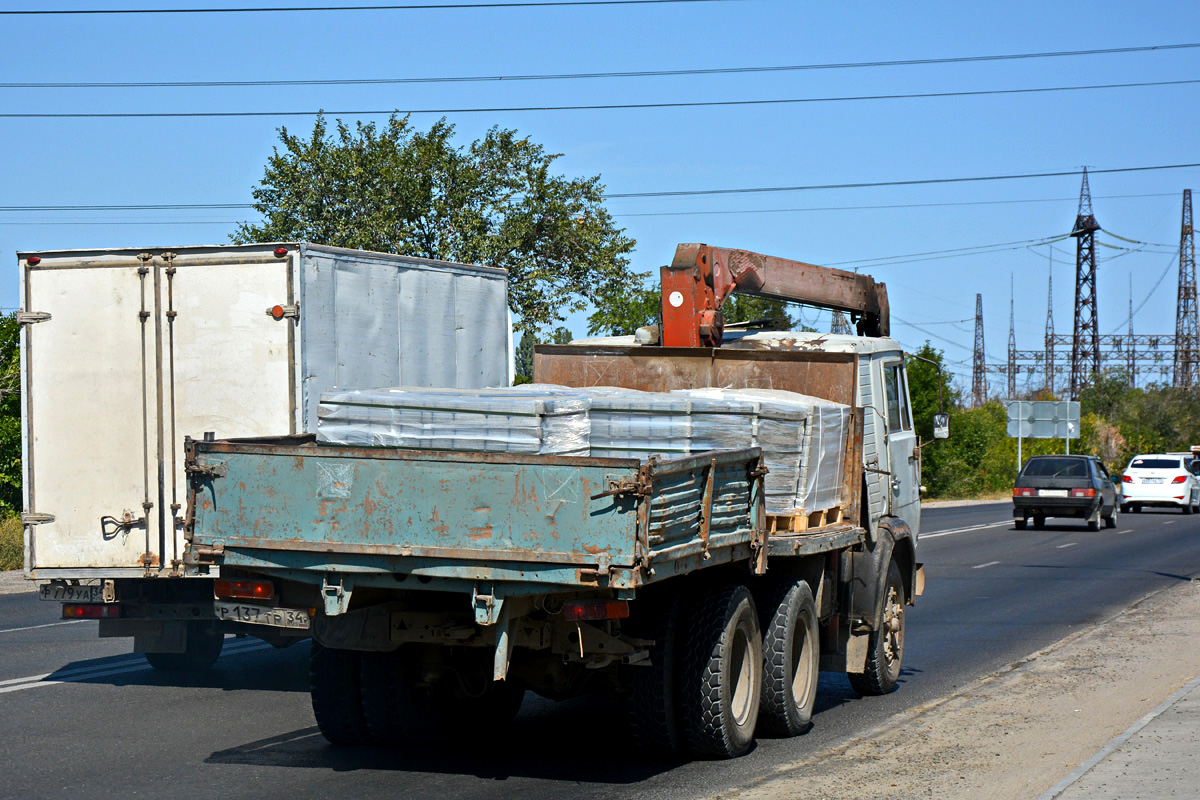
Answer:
[[19, 242, 511, 668]]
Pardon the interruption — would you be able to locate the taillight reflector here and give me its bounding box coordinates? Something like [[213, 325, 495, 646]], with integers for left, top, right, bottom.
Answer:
[[1012, 487, 1035, 497], [1171, 475, 1187, 484], [273, 246, 288, 257], [1122, 475, 1133, 483], [63, 604, 120, 619], [563, 599, 630, 622], [214, 578, 274, 601], [1070, 488, 1096, 498], [26, 255, 41, 266]]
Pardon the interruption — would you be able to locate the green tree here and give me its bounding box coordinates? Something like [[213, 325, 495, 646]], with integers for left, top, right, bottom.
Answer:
[[0, 312, 20, 514], [234, 114, 636, 333], [905, 342, 959, 440]]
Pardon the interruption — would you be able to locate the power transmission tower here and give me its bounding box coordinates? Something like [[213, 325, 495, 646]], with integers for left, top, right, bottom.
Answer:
[[972, 293, 988, 407], [1069, 168, 1101, 399], [830, 309, 853, 335], [1044, 252, 1055, 395], [1174, 188, 1198, 387], [1007, 276, 1017, 398], [1127, 275, 1136, 386]]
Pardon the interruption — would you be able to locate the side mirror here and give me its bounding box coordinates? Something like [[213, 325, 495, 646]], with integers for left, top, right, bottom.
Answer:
[[932, 413, 950, 439]]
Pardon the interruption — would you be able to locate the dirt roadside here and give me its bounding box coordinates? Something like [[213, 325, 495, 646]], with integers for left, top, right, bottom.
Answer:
[[719, 577, 1200, 800], [0, 569, 33, 595]]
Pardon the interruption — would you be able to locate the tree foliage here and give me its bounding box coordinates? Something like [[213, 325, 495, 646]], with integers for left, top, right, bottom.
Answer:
[[233, 114, 637, 333], [0, 312, 20, 514]]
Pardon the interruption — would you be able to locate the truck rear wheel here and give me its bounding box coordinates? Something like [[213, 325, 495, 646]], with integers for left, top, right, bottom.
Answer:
[[360, 647, 524, 745], [143, 622, 224, 672], [310, 642, 371, 746], [679, 584, 762, 758], [758, 579, 819, 737], [624, 592, 684, 754], [848, 560, 905, 697]]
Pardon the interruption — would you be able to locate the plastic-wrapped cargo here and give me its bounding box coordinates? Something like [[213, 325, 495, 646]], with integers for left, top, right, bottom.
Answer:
[[317, 387, 590, 455], [577, 387, 754, 459], [673, 388, 850, 514]]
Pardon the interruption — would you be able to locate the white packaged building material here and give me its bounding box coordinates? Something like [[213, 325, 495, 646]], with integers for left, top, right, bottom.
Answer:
[[674, 388, 850, 514], [20, 243, 510, 577], [317, 387, 590, 455]]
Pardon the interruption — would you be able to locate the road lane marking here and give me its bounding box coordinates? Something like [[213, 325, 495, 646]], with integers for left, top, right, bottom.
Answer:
[[1057, 543, 1078, 549], [1163, 520, 1176, 525], [0, 619, 89, 635], [0, 638, 272, 695], [1118, 529, 1133, 534], [923, 520, 1013, 539], [972, 561, 1001, 569]]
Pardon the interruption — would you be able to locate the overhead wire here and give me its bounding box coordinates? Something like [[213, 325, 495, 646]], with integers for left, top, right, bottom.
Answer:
[[5, 42, 1196, 89], [5, 78, 1197, 119], [0, 0, 739, 15]]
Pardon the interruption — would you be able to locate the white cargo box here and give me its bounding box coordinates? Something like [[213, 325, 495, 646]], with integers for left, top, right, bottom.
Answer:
[[19, 243, 511, 578]]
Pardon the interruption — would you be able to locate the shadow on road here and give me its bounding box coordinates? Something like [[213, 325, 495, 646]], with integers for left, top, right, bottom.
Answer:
[[205, 692, 686, 784]]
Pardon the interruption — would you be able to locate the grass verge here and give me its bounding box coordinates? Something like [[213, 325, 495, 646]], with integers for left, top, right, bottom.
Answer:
[[0, 515, 21, 571]]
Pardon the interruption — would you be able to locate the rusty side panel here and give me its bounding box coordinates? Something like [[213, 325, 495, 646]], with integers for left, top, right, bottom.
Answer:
[[533, 345, 857, 407]]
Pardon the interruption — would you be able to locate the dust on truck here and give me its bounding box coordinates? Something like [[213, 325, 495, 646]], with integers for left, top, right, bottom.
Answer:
[[183, 244, 946, 757], [20, 243, 511, 669]]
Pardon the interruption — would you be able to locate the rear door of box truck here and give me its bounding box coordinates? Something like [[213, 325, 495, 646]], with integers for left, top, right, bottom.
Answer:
[[21, 247, 294, 577]]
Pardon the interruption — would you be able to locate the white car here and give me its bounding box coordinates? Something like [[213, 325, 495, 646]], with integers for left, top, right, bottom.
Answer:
[[1120, 454, 1200, 514]]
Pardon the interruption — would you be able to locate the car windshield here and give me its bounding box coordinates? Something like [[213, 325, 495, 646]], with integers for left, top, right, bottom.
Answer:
[[1022, 458, 1088, 478], [1129, 458, 1182, 470]]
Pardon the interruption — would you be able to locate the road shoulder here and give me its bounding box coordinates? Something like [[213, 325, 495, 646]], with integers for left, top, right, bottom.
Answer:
[[0, 569, 34, 595], [719, 577, 1200, 800]]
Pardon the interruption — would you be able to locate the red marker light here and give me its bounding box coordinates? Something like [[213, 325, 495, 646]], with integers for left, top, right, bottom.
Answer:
[[214, 578, 274, 601], [270, 305, 285, 320], [26, 256, 41, 266], [273, 247, 288, 257], [562, 599, 629, 622], [62, 604, 121, 619]]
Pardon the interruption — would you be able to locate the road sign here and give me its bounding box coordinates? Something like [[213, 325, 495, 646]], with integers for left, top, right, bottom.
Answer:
[[1006, 400, 1080, 439]]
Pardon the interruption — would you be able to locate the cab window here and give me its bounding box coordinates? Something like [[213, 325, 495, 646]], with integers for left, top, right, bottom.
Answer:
[[882, 361, 912, 433]]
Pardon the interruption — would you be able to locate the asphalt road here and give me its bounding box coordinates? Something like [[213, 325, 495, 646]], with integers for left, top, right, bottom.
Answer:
[[2, 501, 1199, 800]]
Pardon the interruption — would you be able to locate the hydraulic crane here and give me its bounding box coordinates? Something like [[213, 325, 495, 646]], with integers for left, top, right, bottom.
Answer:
[[660, 243, 890, 347]]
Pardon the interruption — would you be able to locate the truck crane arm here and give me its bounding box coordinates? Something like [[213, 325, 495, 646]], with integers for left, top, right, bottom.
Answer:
[[659, 243, 890, 347]]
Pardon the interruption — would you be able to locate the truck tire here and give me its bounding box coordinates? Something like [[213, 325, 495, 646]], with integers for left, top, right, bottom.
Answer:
[[757, 579, 819, 738], [144, 623, 224, 672], [310, 642, 372, 746], [625, 593, 684, 754], [679, 583, 763, 758], [360, 647, 524, 745], [848, 560, 905, 697]]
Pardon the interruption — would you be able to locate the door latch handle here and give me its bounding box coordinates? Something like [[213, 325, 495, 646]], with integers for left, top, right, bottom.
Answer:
[[891, 475, 901, 491]]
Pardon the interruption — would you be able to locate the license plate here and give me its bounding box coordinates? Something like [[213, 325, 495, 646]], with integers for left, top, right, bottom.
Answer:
[[1142, 477, 1163, 484], [1038, 489, 1069, 497], [39, 583, 103, 603], [213, 601, 311, 630]]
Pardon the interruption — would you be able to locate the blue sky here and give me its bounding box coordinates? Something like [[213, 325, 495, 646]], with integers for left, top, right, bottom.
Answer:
[[3, 0, 1198, 389]]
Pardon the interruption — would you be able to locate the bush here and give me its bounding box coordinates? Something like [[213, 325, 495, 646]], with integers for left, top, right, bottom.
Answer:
[[0, 516, 21, 571]]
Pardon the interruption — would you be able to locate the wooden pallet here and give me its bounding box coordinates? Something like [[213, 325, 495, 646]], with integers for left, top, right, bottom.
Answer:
[[766, 505, 844, 534]]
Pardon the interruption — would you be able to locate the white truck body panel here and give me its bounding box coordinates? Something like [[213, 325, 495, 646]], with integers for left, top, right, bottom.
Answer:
[[20, 243, 510, 578]]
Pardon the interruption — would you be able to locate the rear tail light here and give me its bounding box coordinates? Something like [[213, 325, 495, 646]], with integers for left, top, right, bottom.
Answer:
[[1012, 487, 1036, 497], [562, 599, 630, 622], [214, 578, 274, 601], [1171, 476, 1187, 484], [1070, 488, 1096, 498], [1122, 475, 1133, 483], [26, 255, 41, 266], [273, 246, 288, 257], [63, 604, 120, 619]]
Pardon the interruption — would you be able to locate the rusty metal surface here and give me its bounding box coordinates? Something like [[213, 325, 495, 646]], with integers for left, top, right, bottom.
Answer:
[[186, 438, 763, 592], [534, 344, 857, 407]]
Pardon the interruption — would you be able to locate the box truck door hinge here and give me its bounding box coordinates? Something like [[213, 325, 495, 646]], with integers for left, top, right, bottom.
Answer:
[[20, 512, 54, 524], [17, 311, 51, 325]]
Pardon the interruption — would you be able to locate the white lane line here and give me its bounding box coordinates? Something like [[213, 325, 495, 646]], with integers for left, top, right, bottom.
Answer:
[[0, 639, 272, 695], [0, 619, 89, 635], [1057, 542, 1078, 549], [1117, 529, 1133, 534], [1163, 520, 1177, 525], [972, 561, 1001, 569], [923, 520, 1013, 539]]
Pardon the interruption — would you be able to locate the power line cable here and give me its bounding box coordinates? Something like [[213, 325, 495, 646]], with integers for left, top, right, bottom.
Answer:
[[6, 42, 1197, 89], [3, 164, 1196, 213], [5, 77, 1196, 119], [0, 0, 738, 15]]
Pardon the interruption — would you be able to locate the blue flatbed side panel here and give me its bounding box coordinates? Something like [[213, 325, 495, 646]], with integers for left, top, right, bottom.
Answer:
[[191, 448, 640, 567]]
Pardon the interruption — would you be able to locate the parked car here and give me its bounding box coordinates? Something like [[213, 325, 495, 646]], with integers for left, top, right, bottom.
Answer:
[[1119, 454, 1200, 514], [1012, 454, 1119, 531]]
